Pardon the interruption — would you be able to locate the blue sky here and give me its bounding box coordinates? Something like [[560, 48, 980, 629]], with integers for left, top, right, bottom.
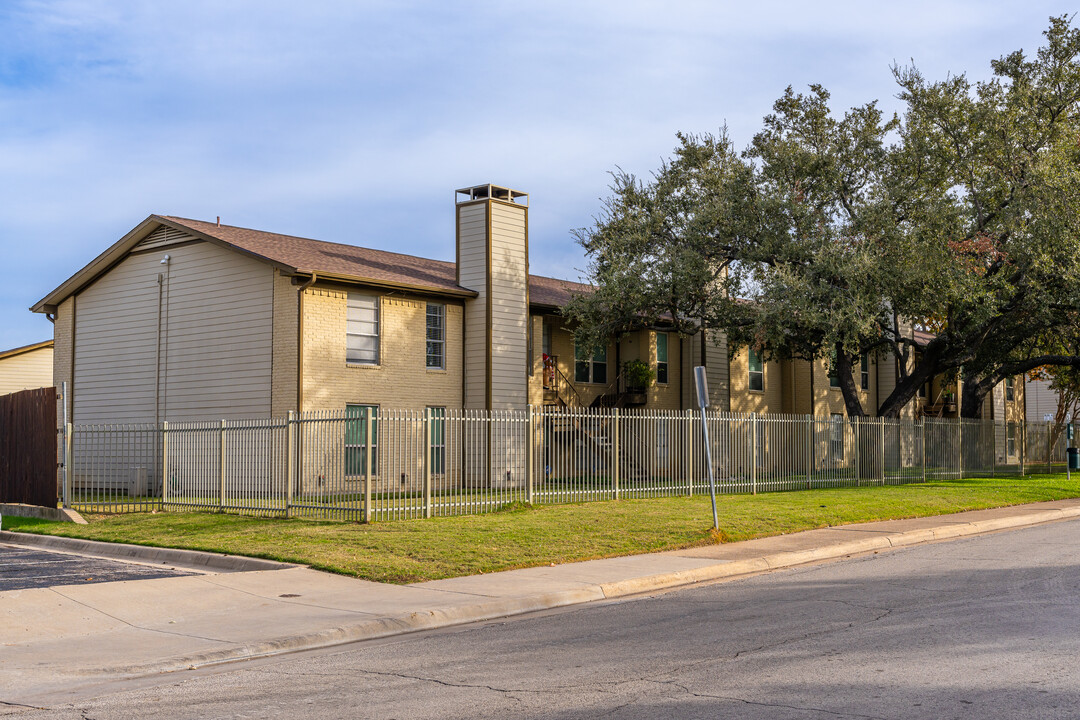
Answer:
[[0, 1, 1068, 349]]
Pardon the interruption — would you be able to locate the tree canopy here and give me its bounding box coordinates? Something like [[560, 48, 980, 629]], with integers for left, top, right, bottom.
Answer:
[[566, 17, 1080, 418]]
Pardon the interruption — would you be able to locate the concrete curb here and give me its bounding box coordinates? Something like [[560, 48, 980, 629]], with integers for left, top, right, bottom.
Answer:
[[53, 503, 1080, 678], [94, 587, 608, 675], [0, 531, 297, 573], [0, 503, 86, 524]]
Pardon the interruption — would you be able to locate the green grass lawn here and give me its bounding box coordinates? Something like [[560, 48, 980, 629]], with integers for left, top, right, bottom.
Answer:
[[4, 473, 1078, 584]]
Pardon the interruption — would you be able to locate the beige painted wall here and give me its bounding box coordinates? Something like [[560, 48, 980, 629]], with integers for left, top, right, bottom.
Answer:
[[0, 345, 53, 396], [300, 284, 463, 412]]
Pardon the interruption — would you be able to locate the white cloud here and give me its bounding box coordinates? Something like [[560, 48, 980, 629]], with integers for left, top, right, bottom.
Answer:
[[0, 0, 1067, 347]]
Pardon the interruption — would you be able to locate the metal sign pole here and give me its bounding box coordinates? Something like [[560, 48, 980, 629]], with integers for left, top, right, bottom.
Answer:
[[694, 366, 719, 531]]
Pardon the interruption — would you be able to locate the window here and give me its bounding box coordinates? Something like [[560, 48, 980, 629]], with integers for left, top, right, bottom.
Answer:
[[426, 303, 445, 369], [429, 407, 446, 474], [829, 413, 845, 461], [860, 353, 870, 391], [1005, 376, 1015, 402], [828, 350, 840, 388], [748, 348, 764, 392], [345, 405, 378, 476], [1006, 422, 1016, 458], [656, 333, 669, 384], [574, 343, 607, 384], [346, 294, 379, 364]]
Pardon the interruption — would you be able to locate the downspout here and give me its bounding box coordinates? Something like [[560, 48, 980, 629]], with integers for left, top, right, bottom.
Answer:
[[295, 273, 316, 413]]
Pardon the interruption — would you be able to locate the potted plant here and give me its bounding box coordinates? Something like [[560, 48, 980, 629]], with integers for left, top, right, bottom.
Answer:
[[623, 359, 656, 394]]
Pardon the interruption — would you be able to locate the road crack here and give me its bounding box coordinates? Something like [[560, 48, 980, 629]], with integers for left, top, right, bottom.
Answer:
[[650, 679, 892, 719]]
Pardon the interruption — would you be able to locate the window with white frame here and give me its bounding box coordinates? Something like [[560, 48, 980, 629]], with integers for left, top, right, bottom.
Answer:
[[748, 348, 764, 392], [345, 404, 378, 476], [426, 303, 445, 369], [346, 294, 379, 364], [860, 353, 870, 390], [575, 343, 607, 384], [1005, 376, 1015, 402], [1006, 422, 1016, 458], [656, 332, 669, 384]]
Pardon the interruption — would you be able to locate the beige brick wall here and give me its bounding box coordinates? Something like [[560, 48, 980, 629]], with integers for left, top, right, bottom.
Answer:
[[729, 347, 784, 414], [271, 270, 299, 415], [53, 296, 75, 427], [809, 355, 879, 417], [301, 284, 463, 412]]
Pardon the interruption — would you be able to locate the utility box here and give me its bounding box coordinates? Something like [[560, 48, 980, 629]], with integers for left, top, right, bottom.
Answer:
[[1068, 448, 1079, 471]]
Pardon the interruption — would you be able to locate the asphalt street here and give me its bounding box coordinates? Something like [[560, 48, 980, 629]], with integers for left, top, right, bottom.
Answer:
[[8, 518, 1080, 720], [0, 545, 194, 591]]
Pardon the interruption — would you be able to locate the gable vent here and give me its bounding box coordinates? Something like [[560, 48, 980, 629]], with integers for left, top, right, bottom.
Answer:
[[138, 225, 196, 251]]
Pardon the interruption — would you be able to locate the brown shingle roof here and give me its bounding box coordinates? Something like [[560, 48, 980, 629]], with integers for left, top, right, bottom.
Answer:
[[161, 216, 593, 306]]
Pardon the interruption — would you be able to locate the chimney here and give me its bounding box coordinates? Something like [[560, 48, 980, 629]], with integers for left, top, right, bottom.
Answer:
[[455, 184, 529, 410]]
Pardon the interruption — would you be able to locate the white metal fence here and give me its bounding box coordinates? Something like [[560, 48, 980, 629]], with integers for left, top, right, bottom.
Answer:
[[60, 408, 1077, 520]]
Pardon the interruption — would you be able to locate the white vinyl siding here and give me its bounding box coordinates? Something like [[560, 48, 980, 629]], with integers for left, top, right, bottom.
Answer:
[[458, 202, 488, 408], [488, 202, 529, 407], [73, 237, 273, 423], [346, 294, 379, 365]]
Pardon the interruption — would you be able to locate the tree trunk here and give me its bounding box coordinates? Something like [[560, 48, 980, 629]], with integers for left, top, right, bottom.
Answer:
[[960, 376, 994, 419], [835, 347, 866, 417]]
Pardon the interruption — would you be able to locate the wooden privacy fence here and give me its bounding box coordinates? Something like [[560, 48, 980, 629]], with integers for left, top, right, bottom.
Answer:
[[0, 386, 58, 507]]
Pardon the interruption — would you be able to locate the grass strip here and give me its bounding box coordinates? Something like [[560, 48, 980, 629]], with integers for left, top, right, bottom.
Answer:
[[4, 473, 1078, 584]]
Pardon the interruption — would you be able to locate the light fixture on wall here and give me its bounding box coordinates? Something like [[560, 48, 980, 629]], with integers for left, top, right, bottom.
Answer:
[[160, 255, 171, 265]]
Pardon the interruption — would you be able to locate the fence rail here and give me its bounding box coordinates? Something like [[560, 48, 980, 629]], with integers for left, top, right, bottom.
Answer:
[[61, 408, 1076, 521]]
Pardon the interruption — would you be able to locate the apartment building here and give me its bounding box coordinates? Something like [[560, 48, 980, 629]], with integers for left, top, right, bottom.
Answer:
[[32, 183, 1023, 429]]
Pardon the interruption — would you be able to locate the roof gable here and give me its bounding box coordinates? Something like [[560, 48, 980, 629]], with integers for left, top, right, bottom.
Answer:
[[33, 215, 593, 313]]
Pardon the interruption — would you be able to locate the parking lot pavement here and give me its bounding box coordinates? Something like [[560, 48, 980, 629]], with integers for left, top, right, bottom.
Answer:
[[0, 544, 196, 591]]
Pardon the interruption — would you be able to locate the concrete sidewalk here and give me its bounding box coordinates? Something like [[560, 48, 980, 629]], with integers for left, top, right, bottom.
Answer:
[[4, 498, 1080, 708]]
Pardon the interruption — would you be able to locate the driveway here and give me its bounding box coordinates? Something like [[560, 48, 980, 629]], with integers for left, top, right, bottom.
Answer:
[[0, 544, 195, 591]]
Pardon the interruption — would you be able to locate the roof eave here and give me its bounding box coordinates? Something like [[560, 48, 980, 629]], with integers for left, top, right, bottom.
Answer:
[[31, 216, 163, 313], [0, 339, 54, 361], [300, 271, 479, 299]]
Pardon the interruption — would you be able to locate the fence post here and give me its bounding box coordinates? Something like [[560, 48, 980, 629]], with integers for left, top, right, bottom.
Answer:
[[806, 414, 813, 488], [991, 420, 996, 477], [526, 405, 534, 505], [1020, 421, 1026, 478], [160, 421, 168, 509], [364, 410, 373, 523], [921, 419, 926, 483], [219, 419, 226, 512], [423, 408, 432, 518], [1047, 424, 1052, 474], [880, 417, 886, 486], [612, 408, 620, 501], [853, 416, 860, 486], [63, 422, 74, 509], [750, 412, 758, 495], [285, 411, 295, 518], [958, 418, 963, 480]]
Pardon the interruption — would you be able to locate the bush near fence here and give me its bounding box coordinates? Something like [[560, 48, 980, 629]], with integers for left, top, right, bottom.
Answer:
[[61, 408, 1075, 522]]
